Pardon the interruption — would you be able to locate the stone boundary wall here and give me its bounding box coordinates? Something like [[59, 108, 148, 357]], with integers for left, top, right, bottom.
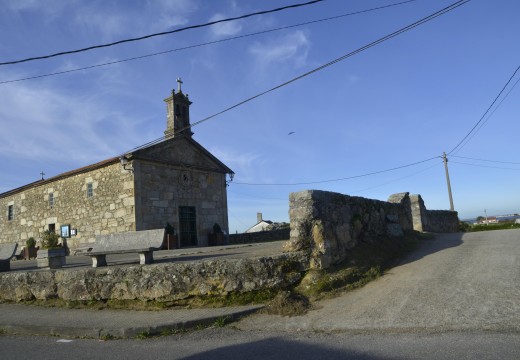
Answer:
[[426, 210, 459, 233], [0, 252, 308, 302], [229, 229, 290, 244], [284, 190, 458, 269]]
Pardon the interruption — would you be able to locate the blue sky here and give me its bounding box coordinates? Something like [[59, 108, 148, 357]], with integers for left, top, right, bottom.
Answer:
[[1, 0, 519, 233]]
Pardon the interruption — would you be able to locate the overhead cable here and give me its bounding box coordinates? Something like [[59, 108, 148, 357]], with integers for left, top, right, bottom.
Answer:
[[448, 63, 520, 155], [450, 155, 520, 165], [350, 161, 442, 194], [0, 0, 324, 66], [231, 156, 441, 186], [122, 0, 470, 157], [450, 160, 520, 171], [0, 0, 417, 85]]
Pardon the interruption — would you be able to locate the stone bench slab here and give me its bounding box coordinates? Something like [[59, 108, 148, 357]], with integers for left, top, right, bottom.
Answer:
[[0, 243, 19, 272], [87, 229, 165, 268]]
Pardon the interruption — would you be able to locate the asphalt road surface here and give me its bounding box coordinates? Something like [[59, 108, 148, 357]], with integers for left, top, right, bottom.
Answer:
[[238, 229, 520, 333], [1, 230, 519, 359]]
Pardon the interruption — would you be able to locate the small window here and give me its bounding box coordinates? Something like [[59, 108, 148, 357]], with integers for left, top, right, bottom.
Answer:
[[7, 205, 14, 221], [49, 193, 54, 208], [87, 183, 93, 198]]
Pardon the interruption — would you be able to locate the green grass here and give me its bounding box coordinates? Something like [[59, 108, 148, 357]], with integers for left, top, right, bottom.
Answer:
[[467, 223, 520, 232], [213, 316, 232, 327], [296, 231, 424, 301]]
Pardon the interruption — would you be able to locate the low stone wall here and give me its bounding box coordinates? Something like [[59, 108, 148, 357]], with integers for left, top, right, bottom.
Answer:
[[0, 252, 308, 302], [229, 229, 290, 244], [426, 210, 459, 233], [284, 190, 458, 270]]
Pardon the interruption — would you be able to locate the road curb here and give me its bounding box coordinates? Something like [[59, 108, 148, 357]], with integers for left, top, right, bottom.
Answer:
[[0, 305, 264, 339]]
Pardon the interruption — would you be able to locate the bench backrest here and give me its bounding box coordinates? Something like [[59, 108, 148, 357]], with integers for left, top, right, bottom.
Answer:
[[92, 229, 165, 252], [0, 243, 18, 261]]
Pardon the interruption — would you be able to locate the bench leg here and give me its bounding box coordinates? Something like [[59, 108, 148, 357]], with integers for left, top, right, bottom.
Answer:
[[91, 255, 107, 268], [139, 252, 153, 265], [0, 261, 10, 272]]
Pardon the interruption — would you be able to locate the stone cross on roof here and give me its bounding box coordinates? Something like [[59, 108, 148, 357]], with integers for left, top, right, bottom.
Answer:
[[177, 77, 183, 93]]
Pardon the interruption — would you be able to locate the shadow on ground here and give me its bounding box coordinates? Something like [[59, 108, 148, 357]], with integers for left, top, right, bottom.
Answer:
[[180, 337, 400, 360], [398, 232, 464, 267]]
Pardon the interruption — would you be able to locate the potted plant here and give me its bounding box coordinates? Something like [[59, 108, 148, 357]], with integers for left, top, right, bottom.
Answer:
[[163, 223, 178, 250], [36, 230, 66, 269], [24, 237, 38, 260]]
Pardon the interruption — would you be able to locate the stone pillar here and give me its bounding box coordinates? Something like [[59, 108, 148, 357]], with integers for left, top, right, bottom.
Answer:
[[409, 194, 428, 232], [387, 192, 413, 232]]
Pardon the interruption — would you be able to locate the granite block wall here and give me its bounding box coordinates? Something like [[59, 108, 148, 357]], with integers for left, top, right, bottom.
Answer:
[[284, 190, 458, 269]]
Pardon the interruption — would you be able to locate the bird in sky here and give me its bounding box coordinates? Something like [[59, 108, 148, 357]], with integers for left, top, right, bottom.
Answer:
[[288, 131, 295, 135]]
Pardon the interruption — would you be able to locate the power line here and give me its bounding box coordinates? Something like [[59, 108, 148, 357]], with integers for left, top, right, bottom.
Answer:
[[228, 189, 287, 201], [450, 160, 520, 171], [451, 155, 520, 165], [0, 0, 417, 85], [232, 156, 441, 186], [0, 0, 324, 66], [451, 74, 520, 154], [188, 0, 470, 132], [350, 161, 442, 194], [448, 63, 520, 155], [122, 0, 470, 157]]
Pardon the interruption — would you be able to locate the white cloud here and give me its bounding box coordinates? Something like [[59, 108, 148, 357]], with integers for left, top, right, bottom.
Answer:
[[249, 30, 310, 68], [72, 0, 198, 40], [2, 0, 73, 14], [0, 83, 134, 165], [208, 13, 243, 37], [74, 11, 128, 40], [208, 146, 262, 182]]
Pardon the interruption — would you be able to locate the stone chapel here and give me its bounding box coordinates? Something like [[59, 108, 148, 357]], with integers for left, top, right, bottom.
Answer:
[[0, 80, 233, 250]]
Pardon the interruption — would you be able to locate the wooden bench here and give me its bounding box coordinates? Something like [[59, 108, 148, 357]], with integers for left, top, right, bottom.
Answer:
[[0, 243, 19, 272], [86, 229, 165, 268]]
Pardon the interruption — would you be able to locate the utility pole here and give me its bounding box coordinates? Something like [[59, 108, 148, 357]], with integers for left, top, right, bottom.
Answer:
[[442, 152, 455, 211], [484, 209, 488, 225]]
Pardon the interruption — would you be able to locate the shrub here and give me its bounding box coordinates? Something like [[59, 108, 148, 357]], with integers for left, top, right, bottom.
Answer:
[[26, 237, 36, 248], [458, 221, 471, 232], [213, 223, 222, 234], [165, 222, 175, 236], [41, 230, 60, 249]]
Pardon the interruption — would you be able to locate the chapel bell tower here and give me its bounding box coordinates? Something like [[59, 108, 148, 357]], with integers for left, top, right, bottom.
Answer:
[[164, 78, 193, 138]]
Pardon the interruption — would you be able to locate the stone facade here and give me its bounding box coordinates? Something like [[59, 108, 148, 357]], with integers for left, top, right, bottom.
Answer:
[[0, 161, 133, 249], [284, 190, 459, 269], [0, 84, 233, 250]]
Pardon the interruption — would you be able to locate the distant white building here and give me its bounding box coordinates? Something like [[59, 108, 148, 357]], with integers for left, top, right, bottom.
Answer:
[[478, 216, 499, 224], [245, 213, 273, 233]]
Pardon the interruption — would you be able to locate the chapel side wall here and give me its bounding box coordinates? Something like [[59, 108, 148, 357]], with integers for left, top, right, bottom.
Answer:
[[134, 160, 229, 246], [0, 163, 136, 248]]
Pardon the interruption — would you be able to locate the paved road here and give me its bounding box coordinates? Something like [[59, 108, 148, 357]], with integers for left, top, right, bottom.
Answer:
[[1, 329, 519, 359], [2, 230, 519, 359], [238, 229, 520, 333]]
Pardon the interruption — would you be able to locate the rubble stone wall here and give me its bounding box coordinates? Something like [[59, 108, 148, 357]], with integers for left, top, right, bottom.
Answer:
[[0, 252, 308, 302], [284, 190, 458, 269]]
